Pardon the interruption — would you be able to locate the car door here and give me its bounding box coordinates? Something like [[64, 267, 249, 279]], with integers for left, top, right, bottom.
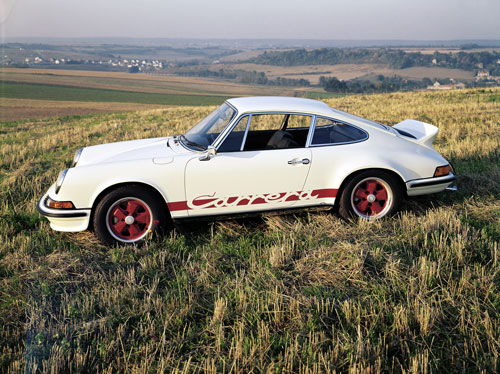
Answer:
[[184, 113, 313, 217]]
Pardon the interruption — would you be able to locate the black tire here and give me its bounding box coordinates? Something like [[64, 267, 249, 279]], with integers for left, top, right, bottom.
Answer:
[[338, 170, 402, 220], [93, 185, 167, 246]]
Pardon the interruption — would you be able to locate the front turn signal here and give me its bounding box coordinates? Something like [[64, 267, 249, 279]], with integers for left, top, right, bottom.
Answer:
[[434, 165, 451, 177], [46, 198, 75, 209]]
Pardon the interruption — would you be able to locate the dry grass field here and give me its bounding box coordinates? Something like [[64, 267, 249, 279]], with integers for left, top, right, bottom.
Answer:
[[0, 68, 293, 97], [396, 67, 474, 81], [217, 63, 475, 84], [0, 88, 499, 373], [0, 98, 171, 122]]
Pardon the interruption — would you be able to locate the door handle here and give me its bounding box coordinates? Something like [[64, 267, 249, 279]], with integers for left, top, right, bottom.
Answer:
[[288, 158, 310, 165]]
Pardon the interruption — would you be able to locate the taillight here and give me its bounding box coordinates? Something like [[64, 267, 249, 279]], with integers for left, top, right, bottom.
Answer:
[[434, 165, 451, 177]]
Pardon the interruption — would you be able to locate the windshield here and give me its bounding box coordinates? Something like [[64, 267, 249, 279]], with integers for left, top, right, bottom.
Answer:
[[182, 103, 236, 150]]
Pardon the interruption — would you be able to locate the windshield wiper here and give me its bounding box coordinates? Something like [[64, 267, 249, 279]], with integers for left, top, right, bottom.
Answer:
[[180, 134, 206, 151]]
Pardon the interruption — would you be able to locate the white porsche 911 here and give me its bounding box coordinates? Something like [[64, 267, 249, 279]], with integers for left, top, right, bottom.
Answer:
[[38, 96, 456, 246]]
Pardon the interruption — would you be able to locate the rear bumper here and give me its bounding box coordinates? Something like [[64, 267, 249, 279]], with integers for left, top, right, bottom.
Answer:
[[406, 173, 457, 196], [37, 189, 91, 232]]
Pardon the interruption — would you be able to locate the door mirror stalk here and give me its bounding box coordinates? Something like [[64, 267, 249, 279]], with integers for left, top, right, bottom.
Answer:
[[199, 145, 217, 161]]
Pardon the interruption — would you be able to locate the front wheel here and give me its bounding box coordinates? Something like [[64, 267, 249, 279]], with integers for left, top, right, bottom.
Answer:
[[93, 185, 167, 246], [338, 171, 402, 220]]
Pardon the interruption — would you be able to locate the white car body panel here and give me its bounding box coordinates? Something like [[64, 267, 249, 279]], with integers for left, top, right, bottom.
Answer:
[[38, 96, 456, 233], [76, 137, 169, 167], [38, 184, 91, 232], [184, 148, 312, 216]]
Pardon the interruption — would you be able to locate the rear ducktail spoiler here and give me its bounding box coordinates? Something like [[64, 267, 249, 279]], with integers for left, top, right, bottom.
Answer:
[[393, 119, 439, 148]]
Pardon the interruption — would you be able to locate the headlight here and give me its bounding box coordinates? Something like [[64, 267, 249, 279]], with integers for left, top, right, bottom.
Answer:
[[55, 169, 68, 194], [71, 148, 83, 167]]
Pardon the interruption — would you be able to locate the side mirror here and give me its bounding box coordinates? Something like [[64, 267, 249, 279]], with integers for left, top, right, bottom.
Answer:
[[199, 145, 217, 161]]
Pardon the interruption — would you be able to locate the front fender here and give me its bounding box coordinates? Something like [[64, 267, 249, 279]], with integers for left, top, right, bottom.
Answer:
[[53, 158, 186, 213]]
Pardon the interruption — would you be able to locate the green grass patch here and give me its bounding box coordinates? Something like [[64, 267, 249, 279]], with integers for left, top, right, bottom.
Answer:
[[0, 80, 229, 106], [487, 93, 500, 102], [303, 91, 345, 99]]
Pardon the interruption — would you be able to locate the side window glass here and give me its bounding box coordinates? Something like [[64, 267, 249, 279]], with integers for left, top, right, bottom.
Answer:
[[243, 114, 311, 151], [249, 114, 283, 131], [285, 114, 311, 130], [312, 117, 367, 145], [217, 116, 249, 152]]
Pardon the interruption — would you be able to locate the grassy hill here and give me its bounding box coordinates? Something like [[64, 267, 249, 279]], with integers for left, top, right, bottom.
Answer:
[[1, 88, 499, 373]]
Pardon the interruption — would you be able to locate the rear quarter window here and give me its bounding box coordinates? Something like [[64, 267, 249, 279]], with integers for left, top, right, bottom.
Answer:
[[312, 117, 367, 145]]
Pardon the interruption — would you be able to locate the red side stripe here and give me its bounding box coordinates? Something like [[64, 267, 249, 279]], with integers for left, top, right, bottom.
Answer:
[[167, 188, 338, 212], [167, 201, 190, 211], [312, 188, 338, 198]]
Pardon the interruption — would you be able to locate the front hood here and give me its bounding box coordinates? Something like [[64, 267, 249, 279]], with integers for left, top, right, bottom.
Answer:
[[76, 137, 179, 166]]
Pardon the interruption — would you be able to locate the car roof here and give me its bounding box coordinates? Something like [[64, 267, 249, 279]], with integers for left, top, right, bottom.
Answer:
[[226, 96, 337, 117], [226, 96, 388, 131], [225, 96, 390, 132]]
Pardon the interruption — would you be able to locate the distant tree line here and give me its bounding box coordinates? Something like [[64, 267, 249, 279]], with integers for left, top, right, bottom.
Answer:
[[249, 48, 500, 74], [319, 75, 429, 94], [176, 68, 310, 87]]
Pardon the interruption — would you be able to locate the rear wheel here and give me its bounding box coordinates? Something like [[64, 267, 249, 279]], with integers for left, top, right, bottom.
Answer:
[[94, 185, 167, 246], [338, 171, 402, 220]]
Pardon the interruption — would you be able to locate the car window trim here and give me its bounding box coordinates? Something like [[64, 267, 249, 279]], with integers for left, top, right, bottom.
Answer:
[[211, 101, 240, 150], [310, 115, 369, 147], [215, 111, 314, 153], [305, 115, 317, 148], [240, 114, 252, 151]]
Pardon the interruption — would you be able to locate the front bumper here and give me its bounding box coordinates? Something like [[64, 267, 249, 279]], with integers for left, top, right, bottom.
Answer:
[[406, 173, 457, 196], [37, 189, 91, 232]]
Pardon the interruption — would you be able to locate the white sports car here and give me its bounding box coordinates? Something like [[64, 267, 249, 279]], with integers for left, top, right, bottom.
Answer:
[[38, 97, 456, 245]]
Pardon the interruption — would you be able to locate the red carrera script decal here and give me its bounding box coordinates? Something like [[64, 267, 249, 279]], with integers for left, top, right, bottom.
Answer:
[[167, 188, 337, 212]]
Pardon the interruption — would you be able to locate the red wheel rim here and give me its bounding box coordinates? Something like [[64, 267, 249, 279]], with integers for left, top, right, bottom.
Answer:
[[106, 198, 152, 242], [351, 178, 392, 219]]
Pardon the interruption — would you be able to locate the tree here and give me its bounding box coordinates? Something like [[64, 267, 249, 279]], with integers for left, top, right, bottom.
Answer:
[[322, 77, 347, 92]]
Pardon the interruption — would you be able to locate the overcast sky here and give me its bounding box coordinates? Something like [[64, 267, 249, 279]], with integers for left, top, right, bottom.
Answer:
[[1, 0, 500, 40]]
